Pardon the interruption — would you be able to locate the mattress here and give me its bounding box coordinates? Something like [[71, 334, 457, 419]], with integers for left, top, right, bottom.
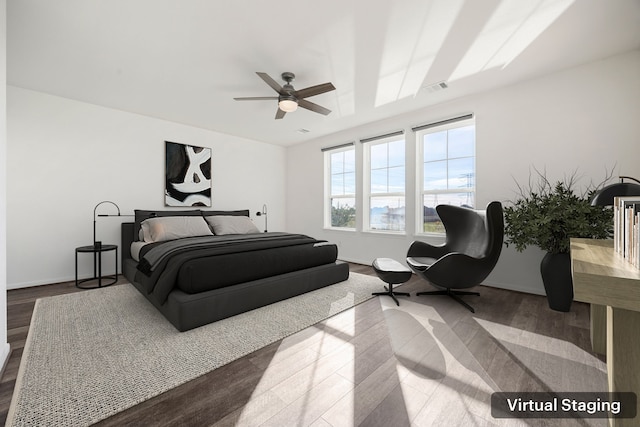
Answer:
[[175, 241, 338, 294]]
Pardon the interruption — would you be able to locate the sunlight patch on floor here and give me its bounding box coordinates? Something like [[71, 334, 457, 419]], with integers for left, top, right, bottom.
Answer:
[[377, 298, 506, 425], [475, 317, 605, 369], [233, 307, 358, 426]]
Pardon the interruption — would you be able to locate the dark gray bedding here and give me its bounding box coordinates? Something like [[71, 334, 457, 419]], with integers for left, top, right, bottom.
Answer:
[[135, 232, 338, 304], [138, 232, 318, 275]]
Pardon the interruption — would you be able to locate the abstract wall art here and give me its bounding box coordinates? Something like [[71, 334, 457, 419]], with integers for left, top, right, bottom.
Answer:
[[165, 141, 212, 207]]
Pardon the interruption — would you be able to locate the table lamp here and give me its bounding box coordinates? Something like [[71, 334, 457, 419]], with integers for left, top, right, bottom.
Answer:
[[256, 204, 268, 232], [590, 176, 640, 206], [93, 201, 122, 249]]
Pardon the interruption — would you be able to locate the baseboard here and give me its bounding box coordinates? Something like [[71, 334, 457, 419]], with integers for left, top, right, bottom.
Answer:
[[7, 270, 124, 290], [9, 262, 546, 297], [0, 343, 11, 380], [339, 258, 546, 296], [481, 279, 546, 296], [337, 256, 373, 266], [7, 277, 75, 290]]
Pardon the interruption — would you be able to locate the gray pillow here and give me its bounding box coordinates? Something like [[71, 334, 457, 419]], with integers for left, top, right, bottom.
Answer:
[[205, 215, 261, 235], [140, 216, 213, 242], [134, 209, 201, 240]]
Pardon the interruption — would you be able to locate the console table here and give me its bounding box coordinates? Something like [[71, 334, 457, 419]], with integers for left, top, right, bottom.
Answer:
[[570, 238, 640, 427]]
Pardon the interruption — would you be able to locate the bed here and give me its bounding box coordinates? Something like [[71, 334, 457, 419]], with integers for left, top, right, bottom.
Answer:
[[121, 209, 349, 331]]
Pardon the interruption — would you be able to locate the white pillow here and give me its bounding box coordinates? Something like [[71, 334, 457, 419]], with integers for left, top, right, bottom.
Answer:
[[205, 215, 261, 235], [140, 216, 213, 243]]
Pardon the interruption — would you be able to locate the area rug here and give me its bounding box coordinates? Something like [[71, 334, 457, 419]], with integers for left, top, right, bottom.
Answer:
[[7, 272, 382, 427]]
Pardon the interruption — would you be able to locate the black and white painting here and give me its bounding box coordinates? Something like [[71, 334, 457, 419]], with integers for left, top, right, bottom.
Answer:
[[165, 141, 212, 207]]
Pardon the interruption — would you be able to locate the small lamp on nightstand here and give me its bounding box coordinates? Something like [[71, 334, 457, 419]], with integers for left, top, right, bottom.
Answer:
[[76, 201, 128, 289], [256, 204, 268, 232], [93, 201, 122, 248]]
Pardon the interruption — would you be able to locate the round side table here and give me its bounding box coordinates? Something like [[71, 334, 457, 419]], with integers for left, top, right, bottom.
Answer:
[[75, 244, 118, 289]]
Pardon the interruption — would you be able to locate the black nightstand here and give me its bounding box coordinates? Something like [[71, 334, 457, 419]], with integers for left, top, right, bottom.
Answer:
[[75, 244, 118, 289]]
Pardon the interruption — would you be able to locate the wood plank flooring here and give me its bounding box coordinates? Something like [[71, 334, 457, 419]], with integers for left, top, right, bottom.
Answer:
[[0, 264, 609, 426]]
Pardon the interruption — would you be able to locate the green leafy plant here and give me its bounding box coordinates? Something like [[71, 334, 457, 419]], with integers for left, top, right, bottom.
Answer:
[[504, 169, 613, 254], [331, 204, 356, 228]]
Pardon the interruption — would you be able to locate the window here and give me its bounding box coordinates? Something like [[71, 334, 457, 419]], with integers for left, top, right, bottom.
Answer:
[[326, 146, 356, 228], [417, 120, 475, 233], [365, 136, 405, 232], [322, 116, 474, 235]]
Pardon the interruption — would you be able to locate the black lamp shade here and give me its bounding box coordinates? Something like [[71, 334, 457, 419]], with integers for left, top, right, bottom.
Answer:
[[590, 182, 640, 206]]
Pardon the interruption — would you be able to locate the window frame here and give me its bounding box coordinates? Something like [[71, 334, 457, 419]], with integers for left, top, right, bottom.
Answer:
[[324, 145, 357, 230], [363, 134, 406, 234], [415, 118, 476, 236]]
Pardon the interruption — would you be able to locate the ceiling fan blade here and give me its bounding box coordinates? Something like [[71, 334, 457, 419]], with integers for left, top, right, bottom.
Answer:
[[275, 108, 286, 120], [298, 99, 331, 115], [234, 96, 278, 101], [294, 82, 336, 99], [256, 72, 283, 94]]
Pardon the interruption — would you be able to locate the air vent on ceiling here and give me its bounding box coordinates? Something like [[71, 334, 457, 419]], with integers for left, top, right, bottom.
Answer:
[[422, 81, 448, 94]]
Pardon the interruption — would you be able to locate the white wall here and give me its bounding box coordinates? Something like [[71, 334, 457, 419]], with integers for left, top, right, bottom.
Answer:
[[7, 87, 286, 288], [6, 50, 640, 294], [0, 0, 10, 367], [286, 50, 640, 295]]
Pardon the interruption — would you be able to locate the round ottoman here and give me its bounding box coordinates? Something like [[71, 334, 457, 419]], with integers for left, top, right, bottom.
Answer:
[[372, 258, 412, 306]]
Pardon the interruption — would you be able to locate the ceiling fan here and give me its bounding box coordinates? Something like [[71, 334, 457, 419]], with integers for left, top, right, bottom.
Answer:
[[234, 72, 335, 119]]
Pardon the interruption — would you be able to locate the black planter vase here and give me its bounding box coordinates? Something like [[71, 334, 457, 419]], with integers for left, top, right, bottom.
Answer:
[[540, 252, 573, 312]]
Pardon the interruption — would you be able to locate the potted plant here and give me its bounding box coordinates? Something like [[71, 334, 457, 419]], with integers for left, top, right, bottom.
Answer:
[[504, 169, 613, 311]]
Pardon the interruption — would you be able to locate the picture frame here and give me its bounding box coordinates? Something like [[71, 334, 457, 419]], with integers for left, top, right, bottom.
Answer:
[[165, 141, 212, 207]]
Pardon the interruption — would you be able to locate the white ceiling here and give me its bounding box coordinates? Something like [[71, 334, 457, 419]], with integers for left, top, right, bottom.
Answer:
[[7, 0, 640, 146]]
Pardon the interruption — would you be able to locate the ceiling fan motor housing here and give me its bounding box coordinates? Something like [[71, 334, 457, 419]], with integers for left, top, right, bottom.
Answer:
[[279, 94, 297, 103], [281, 84, 295, 96], [279, 74, 298, 111]]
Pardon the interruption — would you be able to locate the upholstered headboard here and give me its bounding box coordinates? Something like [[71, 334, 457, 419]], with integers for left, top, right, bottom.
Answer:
[[133, 209, 250, 240], [122, 209, 251, 265]]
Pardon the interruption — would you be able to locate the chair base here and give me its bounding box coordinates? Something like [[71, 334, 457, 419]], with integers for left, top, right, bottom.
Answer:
[[372, 284, 410, 306], [416, 288, 479, 313]]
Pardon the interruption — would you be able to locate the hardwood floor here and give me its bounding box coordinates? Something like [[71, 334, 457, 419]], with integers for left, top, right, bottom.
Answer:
[[0, 264, 608, 426]]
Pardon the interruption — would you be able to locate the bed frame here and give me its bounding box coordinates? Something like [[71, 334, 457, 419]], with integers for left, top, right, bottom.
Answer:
[[121, 222, 349, 331]]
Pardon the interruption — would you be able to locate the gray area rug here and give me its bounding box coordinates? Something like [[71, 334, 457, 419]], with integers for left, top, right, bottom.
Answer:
[[7, 272, 381, 427]]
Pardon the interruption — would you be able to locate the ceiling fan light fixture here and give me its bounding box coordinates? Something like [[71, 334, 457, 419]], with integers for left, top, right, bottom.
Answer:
[[278, 97, 298, 113], [234, 72, 334, 119]]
